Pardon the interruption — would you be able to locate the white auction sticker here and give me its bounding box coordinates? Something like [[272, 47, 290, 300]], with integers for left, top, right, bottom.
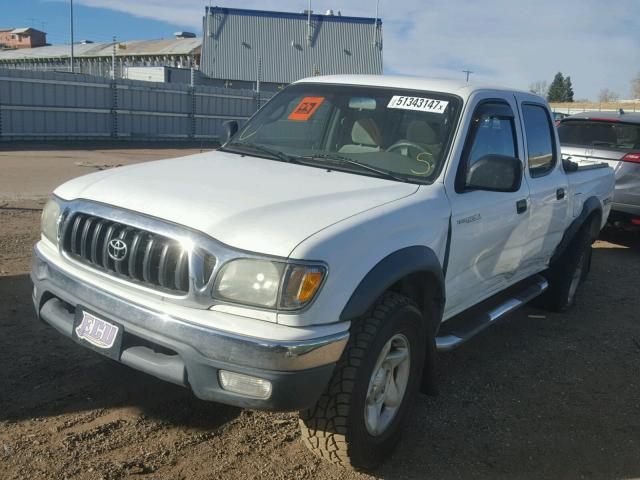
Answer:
[[387, 96, 449, 114]]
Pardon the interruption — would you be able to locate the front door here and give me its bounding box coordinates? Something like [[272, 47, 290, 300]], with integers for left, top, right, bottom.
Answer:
[[444, 97, 531, 318]]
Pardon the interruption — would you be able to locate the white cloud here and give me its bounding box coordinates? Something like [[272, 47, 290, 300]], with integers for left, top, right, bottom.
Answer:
[[71, 0, 640, 100]]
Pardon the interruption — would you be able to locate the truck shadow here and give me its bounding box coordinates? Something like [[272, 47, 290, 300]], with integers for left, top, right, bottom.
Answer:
[[599, 224, 640, 250], [0, 274, 240, 431]]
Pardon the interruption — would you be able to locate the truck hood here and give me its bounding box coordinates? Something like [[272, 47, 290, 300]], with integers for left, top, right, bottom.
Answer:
[[54, 151, 419, 257]]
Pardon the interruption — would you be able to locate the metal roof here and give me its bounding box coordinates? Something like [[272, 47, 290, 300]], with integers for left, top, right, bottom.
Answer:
[[200, 6, 382, 84], [11, 27, 42, 34], [207, 6, 380, 24], [0, 37, 201, 60]]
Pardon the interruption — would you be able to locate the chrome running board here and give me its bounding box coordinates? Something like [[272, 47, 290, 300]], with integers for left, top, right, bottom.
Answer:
[[436, 275, 549, 352]]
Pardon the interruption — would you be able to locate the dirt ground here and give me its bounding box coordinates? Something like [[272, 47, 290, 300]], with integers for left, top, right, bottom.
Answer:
[[1, 143, 639, 480]]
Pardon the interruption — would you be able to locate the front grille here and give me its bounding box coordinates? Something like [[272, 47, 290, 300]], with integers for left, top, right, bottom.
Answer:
[[62, 213, 190, 294]]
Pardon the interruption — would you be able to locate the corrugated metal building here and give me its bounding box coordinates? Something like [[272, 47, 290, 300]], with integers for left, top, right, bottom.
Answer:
[[200, 7, 382, 91], [0, 37, 201, 80]]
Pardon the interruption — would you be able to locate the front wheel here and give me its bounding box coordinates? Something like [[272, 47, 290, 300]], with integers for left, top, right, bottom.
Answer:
[[299, 292, 426, 470]]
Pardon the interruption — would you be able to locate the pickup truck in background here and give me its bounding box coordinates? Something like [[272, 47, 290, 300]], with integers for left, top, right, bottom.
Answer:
[[32, 75, 615, 470], [558, 111, 640, 226]]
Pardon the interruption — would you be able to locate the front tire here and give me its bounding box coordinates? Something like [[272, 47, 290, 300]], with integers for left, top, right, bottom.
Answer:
[[299, 292, 426, 470]]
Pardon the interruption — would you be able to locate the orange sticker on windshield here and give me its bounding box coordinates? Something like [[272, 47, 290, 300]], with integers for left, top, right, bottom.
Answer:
[[288, 97, 325, 121]]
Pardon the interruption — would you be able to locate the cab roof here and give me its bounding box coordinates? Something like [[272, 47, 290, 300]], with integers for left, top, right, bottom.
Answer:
[[294, 74, 535, 101]]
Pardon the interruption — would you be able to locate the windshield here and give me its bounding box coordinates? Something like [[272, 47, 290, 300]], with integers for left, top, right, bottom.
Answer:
[[558, 120, 640, 152], [222, 84, 461, 183]]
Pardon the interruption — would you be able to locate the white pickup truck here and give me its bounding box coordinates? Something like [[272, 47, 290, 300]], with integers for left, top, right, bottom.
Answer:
[[32, 75, 614, 470]]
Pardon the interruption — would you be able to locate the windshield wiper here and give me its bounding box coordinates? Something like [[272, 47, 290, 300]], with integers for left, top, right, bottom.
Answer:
[[224, 142, 300, 164], [300, 153, 407, 182]]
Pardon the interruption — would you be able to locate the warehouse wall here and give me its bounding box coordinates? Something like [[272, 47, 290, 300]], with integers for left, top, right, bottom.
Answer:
[[0, 68, 270, 141]]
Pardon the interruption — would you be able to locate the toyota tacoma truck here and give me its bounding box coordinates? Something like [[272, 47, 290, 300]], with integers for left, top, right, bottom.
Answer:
[[32, 75, 615, 470]]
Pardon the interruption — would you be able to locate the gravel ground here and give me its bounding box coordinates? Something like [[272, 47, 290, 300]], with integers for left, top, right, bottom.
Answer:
[[1, 144, 639, 480]]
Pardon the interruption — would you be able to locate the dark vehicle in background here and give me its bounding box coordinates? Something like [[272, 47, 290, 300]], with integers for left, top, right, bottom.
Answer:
[[553, 111, 570, 125], [558, 111, 640, 225]]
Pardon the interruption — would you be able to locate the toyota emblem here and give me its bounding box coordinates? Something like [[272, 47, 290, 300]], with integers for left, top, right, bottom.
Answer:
[[108, 239, 128, 261]]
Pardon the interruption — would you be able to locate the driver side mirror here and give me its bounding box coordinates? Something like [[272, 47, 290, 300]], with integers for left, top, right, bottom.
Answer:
[[223, 120, 239, 143], [465, 154, 522, 192]]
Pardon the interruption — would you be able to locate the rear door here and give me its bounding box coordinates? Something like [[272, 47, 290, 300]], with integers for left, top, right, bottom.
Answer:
[[444, 94, 531, 318], [516, 95, 569, 269]]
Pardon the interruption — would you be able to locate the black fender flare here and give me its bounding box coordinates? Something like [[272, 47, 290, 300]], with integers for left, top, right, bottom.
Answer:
[[551, 196, 602, 265], [339, 246, 445, 396], [339, 246, 445, 322]]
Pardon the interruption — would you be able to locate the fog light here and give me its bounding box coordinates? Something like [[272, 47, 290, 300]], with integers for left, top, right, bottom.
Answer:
[[218, 370, 272, 399]]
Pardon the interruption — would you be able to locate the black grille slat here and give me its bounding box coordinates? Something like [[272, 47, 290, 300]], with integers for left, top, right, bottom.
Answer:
[[128, 232, 143, 280], [174, 250, 188, 291], [63, 213, 190, 294], [79, 217, 94, 259], [70, 215, 84, 255], [157, 243, 171, 288], [142, 236, 155, 284], [90, 220, 106, 264]]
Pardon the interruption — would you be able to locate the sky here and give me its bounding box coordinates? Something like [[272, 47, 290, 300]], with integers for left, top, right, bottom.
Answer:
[[3, 0, 639, 100]]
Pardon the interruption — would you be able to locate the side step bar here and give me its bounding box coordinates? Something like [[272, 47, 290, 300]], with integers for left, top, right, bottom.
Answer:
[[436, 275, 549, 352]]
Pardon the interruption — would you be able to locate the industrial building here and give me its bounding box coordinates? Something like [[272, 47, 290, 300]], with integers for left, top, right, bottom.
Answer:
[[0, 35, 201, 80], [200, 6, 383, 91], [0, 7, 383, 89], [0, 27, 47, 49]]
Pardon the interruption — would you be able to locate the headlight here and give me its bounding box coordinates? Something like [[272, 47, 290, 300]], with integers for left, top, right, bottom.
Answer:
[[213, 259, 326, 310], [41, 197, 62, 245], [214, 259, 284, 308]]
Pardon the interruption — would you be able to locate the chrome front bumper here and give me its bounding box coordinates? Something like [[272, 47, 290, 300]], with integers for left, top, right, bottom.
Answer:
[[31, 246, 348, 410]]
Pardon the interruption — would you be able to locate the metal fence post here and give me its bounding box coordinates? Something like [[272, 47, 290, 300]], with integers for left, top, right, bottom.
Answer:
[[111, 80, 118, 138], [189, 86, 196, 139], [254, 90, 261, 113]]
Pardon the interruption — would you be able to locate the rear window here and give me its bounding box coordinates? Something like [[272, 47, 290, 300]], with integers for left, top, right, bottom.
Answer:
[[558, 120, 640, 152]]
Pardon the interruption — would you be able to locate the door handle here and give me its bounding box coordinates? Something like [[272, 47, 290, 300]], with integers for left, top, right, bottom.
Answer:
[[556, 188, 565, 200], [516, 199, 528, 214]]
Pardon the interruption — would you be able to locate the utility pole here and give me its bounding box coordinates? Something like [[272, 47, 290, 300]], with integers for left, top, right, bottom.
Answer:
[[190, 53, 195, 87], [373, 0, 380, 45], [256, 56, 262, 94], [70, 0, 75, 73], [463, 69, 473, 82], [111, 36, 117, 79], [307, 0, 312, 45]]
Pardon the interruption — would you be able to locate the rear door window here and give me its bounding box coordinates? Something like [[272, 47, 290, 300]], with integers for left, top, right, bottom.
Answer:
[[522, 104, 556, 177]]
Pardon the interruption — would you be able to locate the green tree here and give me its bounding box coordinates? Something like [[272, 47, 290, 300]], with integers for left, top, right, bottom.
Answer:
[[563, 76, 574, 102], [547, 72, 567, 102]]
